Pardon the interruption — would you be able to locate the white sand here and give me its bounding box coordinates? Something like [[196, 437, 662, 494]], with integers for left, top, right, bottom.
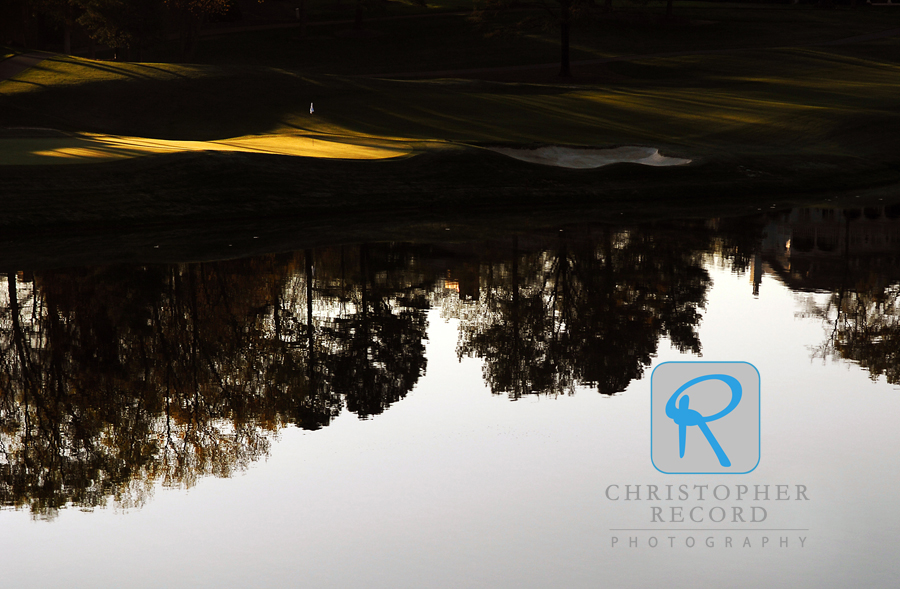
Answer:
[[486, 145, 691, 169]]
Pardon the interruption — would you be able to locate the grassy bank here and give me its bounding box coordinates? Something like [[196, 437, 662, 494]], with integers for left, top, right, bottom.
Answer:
[[0, 147, 892, 269], [0, 146, 893, 270]]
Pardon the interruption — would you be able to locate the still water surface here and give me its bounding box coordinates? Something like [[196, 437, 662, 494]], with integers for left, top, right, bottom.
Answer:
[[1, 207, 899, 587]]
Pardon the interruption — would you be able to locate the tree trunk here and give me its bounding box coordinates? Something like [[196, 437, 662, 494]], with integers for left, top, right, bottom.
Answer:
[[559, 3, 571, 78], [300, 0, 307, 36], [666, 0, 674, 19], [36, 12, 46, 49], [20, 3, 29, 49], [180, 15, 186, 62], [181, 13, 200, 62], [305, 249, 316, 391], [354, 0, 363, 32], [511, 236, 521, 396], [63, 7, 72, 55], [137, 25, 144, 62]]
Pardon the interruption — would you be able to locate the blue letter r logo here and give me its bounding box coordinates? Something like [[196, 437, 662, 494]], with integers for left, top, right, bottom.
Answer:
[[652, 362, 759, 474]]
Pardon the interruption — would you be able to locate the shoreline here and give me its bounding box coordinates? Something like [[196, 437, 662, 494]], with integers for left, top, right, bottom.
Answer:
[[0, 148, 896, 269]]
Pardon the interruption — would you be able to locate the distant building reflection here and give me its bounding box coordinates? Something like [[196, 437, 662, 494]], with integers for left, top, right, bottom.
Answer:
[[759, 204, 900, 292]]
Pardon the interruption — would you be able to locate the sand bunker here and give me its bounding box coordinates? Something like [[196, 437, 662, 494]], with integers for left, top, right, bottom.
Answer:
[[487, 146, 691, 169]]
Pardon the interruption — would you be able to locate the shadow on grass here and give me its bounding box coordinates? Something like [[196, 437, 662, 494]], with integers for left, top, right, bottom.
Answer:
[[0, 146, 898, 254]]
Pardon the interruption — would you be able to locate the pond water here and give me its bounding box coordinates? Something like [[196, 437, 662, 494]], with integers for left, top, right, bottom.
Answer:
[[1, 205, 899, 588]]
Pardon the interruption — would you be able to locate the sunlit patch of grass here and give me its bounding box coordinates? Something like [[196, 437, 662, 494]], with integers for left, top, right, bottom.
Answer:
[[0, 55, 213, 95], [0, 132, 416, 165]]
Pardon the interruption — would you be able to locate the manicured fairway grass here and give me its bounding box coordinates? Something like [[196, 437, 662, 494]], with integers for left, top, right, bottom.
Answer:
[[1, 3, 899, 235], [0, 131, 416, 165], [3, 46, 898, 161]]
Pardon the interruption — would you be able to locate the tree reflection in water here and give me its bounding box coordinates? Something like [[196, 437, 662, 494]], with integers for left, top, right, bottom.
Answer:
[[0, 248, 431, 516], [0, 217, 780, 515], [822, 284, 900, 384], [323, 244, 430, 418], [456, 224, 713, 397]]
